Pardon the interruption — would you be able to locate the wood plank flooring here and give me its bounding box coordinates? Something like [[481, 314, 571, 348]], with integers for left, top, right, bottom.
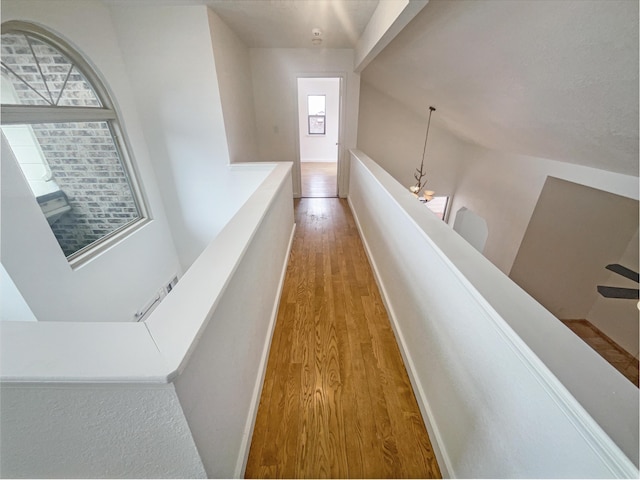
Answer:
[[561, 319, 639, 387], [301, 162, 337, 198], [245, 198, 441, 479]]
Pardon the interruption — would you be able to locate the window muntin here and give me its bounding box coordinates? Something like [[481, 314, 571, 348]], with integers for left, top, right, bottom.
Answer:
[[1, 32, 101, 107], [1, 22, 146, 264], [308, 94, 326, 135]]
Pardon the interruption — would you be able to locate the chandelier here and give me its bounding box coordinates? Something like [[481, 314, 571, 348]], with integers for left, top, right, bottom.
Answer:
[[409, 106, 436, 202]]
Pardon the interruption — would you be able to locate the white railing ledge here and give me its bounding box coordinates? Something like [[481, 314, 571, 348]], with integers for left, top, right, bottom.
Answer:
[[349, 149, 639, 476], [0, 162, 293, 384], [0, 321, 169, 383], [145, 162, 292, 380]]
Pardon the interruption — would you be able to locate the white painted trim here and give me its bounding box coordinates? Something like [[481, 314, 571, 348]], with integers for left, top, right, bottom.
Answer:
[[294, 73, 347, 198], [235, 223, 297, 478], [347, 196, 452, 477], [0, 106, 116, 124]]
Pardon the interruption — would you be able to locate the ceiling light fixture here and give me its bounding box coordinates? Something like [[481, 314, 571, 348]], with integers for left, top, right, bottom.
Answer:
[[311, 28, 323, 46], [409, 106, 436, 202]]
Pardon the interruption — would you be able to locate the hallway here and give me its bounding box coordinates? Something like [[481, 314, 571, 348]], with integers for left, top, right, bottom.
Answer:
[[245, 198, 441, 478], [301, 162, 337, 197]]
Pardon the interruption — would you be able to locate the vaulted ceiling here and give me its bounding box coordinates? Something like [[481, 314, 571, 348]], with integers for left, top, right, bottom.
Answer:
[[205, 0, 379, 48], [104, 0, 380, 48], [361, 0, 639, 177], [104, 0, 638, 177]]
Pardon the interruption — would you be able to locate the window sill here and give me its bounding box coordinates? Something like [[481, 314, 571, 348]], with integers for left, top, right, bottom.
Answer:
[[68, 216, 151, 270]]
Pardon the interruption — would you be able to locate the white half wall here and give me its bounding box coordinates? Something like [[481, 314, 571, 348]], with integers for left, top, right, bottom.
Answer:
[[297, 77, 339, 163], [1, 162, 294, 478], [1, 1, 182, 323], [165, 166, 294, 477], [250, 48, 360, 197], [348, 149, 639, 476]]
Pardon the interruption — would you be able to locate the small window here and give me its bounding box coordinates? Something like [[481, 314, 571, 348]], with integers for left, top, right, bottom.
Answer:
[[1, 22, 147, 265], [308, 94, 325, 135], [426, 195, 450, 221]]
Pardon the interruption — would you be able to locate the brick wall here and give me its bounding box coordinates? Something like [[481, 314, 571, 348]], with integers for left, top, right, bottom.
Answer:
[[2, 33, 141, 257], [32, 122, 140, 256]]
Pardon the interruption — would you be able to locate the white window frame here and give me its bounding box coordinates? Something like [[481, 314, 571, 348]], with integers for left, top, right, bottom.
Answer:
[[1, 21, 150, 267], [426, 195, 451, 222], [307, 94, 326, 135]]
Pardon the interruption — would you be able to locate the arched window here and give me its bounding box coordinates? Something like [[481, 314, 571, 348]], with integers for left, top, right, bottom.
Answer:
[[1, 21, 147, 265]]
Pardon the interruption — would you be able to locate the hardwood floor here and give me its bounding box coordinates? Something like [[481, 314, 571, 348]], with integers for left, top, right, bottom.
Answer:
[[245, 198, 441, 479], [562, 319, 639, 387], [301, 162, 337, 198]]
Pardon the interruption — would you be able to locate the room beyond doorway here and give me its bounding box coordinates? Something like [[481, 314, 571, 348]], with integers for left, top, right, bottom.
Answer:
[[297, 77, 340, 197], [300, 162, 337, 197]]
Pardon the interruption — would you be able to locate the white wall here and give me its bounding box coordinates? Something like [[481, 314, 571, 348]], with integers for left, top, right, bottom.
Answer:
[[510, 177, 639, 332], [0, 265, 36, 322], [250, 48, 360, 197], [348, 150, 639, 476], [452, 207, 488, 253], [357, 81, 639, 275], [297, 77, 339, 162], [0, 384, 206, 478], [165, 166, 294, 477], [207, 8, 260, 164], [452, 143, 639, 274], [1, 1, 182, 323], [109, 5, 239, 271], [588, 228, 640, 357]]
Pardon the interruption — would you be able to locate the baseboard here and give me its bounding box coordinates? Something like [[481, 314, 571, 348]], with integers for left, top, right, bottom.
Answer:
[[347, 196, 453, 478], [234, 223, 297, 478]]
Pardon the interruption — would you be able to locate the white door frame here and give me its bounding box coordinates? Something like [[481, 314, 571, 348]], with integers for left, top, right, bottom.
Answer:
[[293, 73, 346, 198]]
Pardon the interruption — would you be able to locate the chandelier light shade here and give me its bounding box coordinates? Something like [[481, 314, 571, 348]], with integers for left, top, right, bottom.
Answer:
[[410, 106, 436, 202]]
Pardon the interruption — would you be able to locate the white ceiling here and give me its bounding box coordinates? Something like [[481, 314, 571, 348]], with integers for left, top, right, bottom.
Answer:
[[104, 0, 638, 176], [361, 0, 639, 177], [205, 0, 379, 48], [104, 0, 380, 48]]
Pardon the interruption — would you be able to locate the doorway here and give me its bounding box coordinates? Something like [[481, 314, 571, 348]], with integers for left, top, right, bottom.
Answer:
[[297, 77, 340, 197]]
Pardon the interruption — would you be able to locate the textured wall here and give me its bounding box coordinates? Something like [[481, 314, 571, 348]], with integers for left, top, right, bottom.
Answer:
[[360, 0, 639, 177], [0, 384, 206, 478]]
